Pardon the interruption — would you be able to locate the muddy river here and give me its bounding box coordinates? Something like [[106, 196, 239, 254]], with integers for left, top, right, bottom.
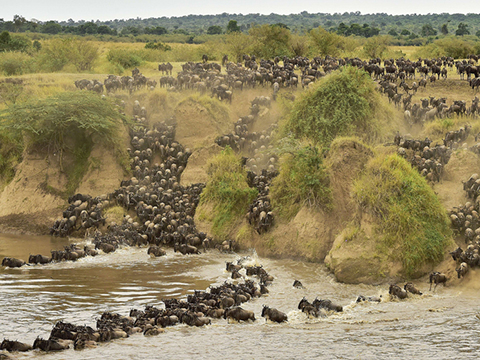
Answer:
[[1, 233, 479, 359]]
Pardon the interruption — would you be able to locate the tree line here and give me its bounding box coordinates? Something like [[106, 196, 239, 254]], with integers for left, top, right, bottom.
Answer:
[[1, 12, 480, 41]]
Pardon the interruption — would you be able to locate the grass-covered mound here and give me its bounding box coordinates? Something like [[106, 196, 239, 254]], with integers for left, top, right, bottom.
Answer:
[[196, 147, 258, 240], [283, 66, 395, 145], [270, 144, 332, 220], [327, 153, 452, 282], [0, 91, 128, 197]]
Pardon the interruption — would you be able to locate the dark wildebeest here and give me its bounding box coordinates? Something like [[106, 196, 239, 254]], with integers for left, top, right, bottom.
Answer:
[[261, 306, 288, 323], [293, 280, 304, 288], [223, 307, 255, 322], [298, 297, 320, 317], [389, 284, 408, 299], [404, 282, 422, 295], [1, 257, 25, 268], [0, 339, 32, 352], [33, 338, 69, 351], [313, 298, 343, 312], [147, 246, 166, 257], [429, 272, 447, 291]]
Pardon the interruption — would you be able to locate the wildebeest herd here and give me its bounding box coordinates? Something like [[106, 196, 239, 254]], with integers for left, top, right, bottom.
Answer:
[[4, 52, 480, 356]]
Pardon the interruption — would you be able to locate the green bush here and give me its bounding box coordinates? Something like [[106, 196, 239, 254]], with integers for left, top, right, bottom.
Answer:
[[199, 147, 258, 239], [107, 48, 143, 69], [414, 37, 474, 59], [0, 91, 127, 169], [145, 41, 172, 51], [283, 66, 393, 146], [353, 154, 452, 277], [0, 51, 33, 75], [270, 144, 332, 219]]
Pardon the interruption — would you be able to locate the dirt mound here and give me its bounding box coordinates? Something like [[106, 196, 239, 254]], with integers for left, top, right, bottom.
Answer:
[[434, 149, 480, 210], [0, 152, 66, 234], [0, 140, 128, 234], [180, 144, 223, 186], [174, 97, 231, 149], [236, 137, 374, 261]]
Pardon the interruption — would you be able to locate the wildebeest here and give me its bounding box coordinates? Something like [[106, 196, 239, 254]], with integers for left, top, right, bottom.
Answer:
[[389, 284, 408, 299], [404, 282, 422, 295], [0, 339, 32, 352], [147, 246, 166, 257], [293, 280, 304, 288], [312, 298, 343, 312], [356, 295, 382, 303], [223, 307, 255, 322], [28, 254, 51, 265], [33, 337, 69, 351], [298, 297, 320, 317], [1, 257, 25, 268], [261, 306, 288, 323], [429, 272, 447, 291], [456, 262, 469, 279]]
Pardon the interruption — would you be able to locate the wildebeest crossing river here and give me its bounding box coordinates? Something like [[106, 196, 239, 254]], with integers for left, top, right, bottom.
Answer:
[[1, 233, 480, 359]]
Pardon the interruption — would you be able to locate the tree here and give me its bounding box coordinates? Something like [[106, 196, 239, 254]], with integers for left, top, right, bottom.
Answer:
[[388, 29, 398, 36], [363, 35, 390, 58], [476, 30, 480, 38], [421, 24, 437, 37], [249, 24, 291, 58], [226, 20, 240, 33], [42, 21, 62, 34], [309, 26, 345, 57], [13, 15, 26, 32], [440, 23, 448, 35], [400, 29, 411, 36], [225, 31, 253, 62], [456, 23, 470, 36], [207, 25, 223, 35]]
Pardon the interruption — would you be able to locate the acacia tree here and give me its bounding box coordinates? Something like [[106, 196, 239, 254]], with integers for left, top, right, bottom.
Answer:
[[224, 31, 253, 62], [309, 26, 345, 57], [456, 23, 470, 36], [249, 24, 292, 59]]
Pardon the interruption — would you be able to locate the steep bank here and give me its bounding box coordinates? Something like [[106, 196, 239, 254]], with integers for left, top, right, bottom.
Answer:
[[0, 141, 128, 235], [325, 153, 453, 284], [196, 138, 374, 262]]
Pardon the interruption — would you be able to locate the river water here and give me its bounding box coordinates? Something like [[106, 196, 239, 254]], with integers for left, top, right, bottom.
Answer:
[[1, 233, 479, 359]]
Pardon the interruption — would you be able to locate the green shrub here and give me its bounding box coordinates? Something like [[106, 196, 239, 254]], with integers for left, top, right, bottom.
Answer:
[[0, 51, 33, 75], [353, 154, 452, 277], [283, 66, 394, 146], [199, 147, 258, 239], [145, 42, 172, 51], [107, 48, 143, 69], [270, 144, 332, 219], [0, 91, 128, 175]]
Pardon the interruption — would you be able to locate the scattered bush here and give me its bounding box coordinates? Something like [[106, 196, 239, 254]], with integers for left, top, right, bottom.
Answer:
[[198, 147, 258, 239], [283, 66, 394, 146], [353, 154, 452, 277]]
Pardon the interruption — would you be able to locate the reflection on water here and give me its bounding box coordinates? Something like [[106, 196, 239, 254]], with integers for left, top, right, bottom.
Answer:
[[1, 233, 479, 359]]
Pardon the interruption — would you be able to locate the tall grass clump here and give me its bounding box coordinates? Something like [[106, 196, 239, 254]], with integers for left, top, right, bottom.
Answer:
[[283, 66, 394, 146], [198, 146, 258, 239], [353, 154, 452, 277], [0, 91, 128, 196], [270, 144, 332, 219], [0, 132, 23, 188]]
